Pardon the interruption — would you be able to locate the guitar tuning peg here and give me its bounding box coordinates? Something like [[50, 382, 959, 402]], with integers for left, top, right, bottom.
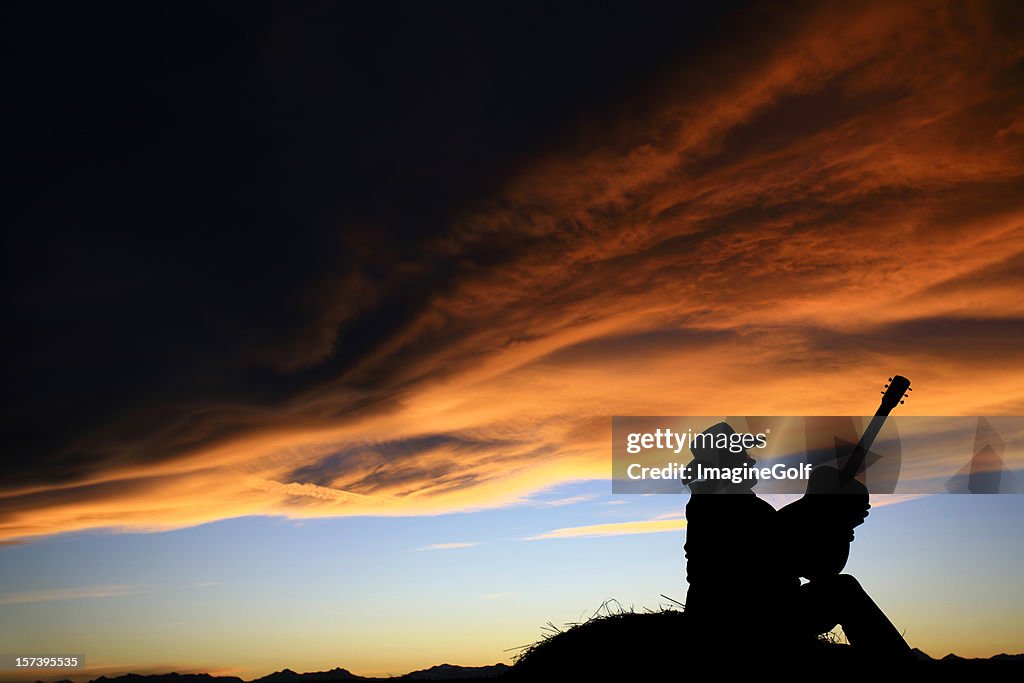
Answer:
[[888, 377, 893, 382], [884, 384, 889, 388], [881, 391, 885, 395], [908, 388, 912, 391], [899, 400, 904, 404]]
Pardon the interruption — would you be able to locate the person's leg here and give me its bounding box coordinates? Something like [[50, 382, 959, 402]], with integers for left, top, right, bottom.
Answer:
[[798, 574, 915, 662]]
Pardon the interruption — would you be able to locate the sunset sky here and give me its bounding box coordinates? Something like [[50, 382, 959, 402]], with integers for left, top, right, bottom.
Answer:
[[4, 0, 1024, 678]]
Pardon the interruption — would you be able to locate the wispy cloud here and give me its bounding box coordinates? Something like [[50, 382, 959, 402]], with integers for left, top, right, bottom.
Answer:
[[0, 584, 141, 605], [481, 592, 517, 600], [531, 494, 598, 507], [415, 542, 480, 551], [525, 518, 687, 540]]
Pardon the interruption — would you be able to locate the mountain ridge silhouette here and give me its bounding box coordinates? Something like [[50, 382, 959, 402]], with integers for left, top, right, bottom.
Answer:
[[42, 663, 511, 683], [34, 648, 1024, 683], [24, 618, 1023, 683]]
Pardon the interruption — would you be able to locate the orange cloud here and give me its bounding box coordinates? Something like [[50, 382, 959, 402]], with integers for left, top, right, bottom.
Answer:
[[3, 0, 1023, 542]]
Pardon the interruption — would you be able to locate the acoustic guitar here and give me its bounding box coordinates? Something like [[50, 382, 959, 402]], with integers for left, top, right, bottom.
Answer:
[[776, 375, 911, 580]]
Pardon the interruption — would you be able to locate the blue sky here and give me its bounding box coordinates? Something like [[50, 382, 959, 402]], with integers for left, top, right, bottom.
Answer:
[[3, 484, 1023, 678]]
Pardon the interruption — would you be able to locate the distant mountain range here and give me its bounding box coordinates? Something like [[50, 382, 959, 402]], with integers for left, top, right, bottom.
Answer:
[[30, 650, 1024, 683], [71, 663, 511, 683], [912, 650, 1024, 663]]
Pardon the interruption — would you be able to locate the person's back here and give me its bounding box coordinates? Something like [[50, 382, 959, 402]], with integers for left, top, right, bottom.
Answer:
[[684, 491, 798, 619], [681, 422, 799, 628]]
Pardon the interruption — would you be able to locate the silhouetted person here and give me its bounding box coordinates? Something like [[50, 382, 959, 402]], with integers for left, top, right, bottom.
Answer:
[[682, 422, 915, 664], [682, 423, 796, 623]]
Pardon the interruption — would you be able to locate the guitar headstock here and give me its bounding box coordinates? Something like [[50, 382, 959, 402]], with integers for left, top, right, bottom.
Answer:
[[879, 374, 911, 415]]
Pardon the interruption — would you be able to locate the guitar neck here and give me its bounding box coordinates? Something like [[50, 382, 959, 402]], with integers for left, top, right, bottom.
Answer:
[[837, 409, 890, 486]]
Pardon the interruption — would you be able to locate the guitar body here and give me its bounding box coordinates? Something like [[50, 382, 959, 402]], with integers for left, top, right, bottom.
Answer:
[[777, 472, 868, 581], [778, 376, 910, 580]]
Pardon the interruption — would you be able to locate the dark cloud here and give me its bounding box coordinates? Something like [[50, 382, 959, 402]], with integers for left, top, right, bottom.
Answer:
[[2, 1, 749, 488], [285, 434, 521, 490]]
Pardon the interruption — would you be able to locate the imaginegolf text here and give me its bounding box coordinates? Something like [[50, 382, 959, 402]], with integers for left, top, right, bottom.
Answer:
[[626, 462, 812, 484]]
